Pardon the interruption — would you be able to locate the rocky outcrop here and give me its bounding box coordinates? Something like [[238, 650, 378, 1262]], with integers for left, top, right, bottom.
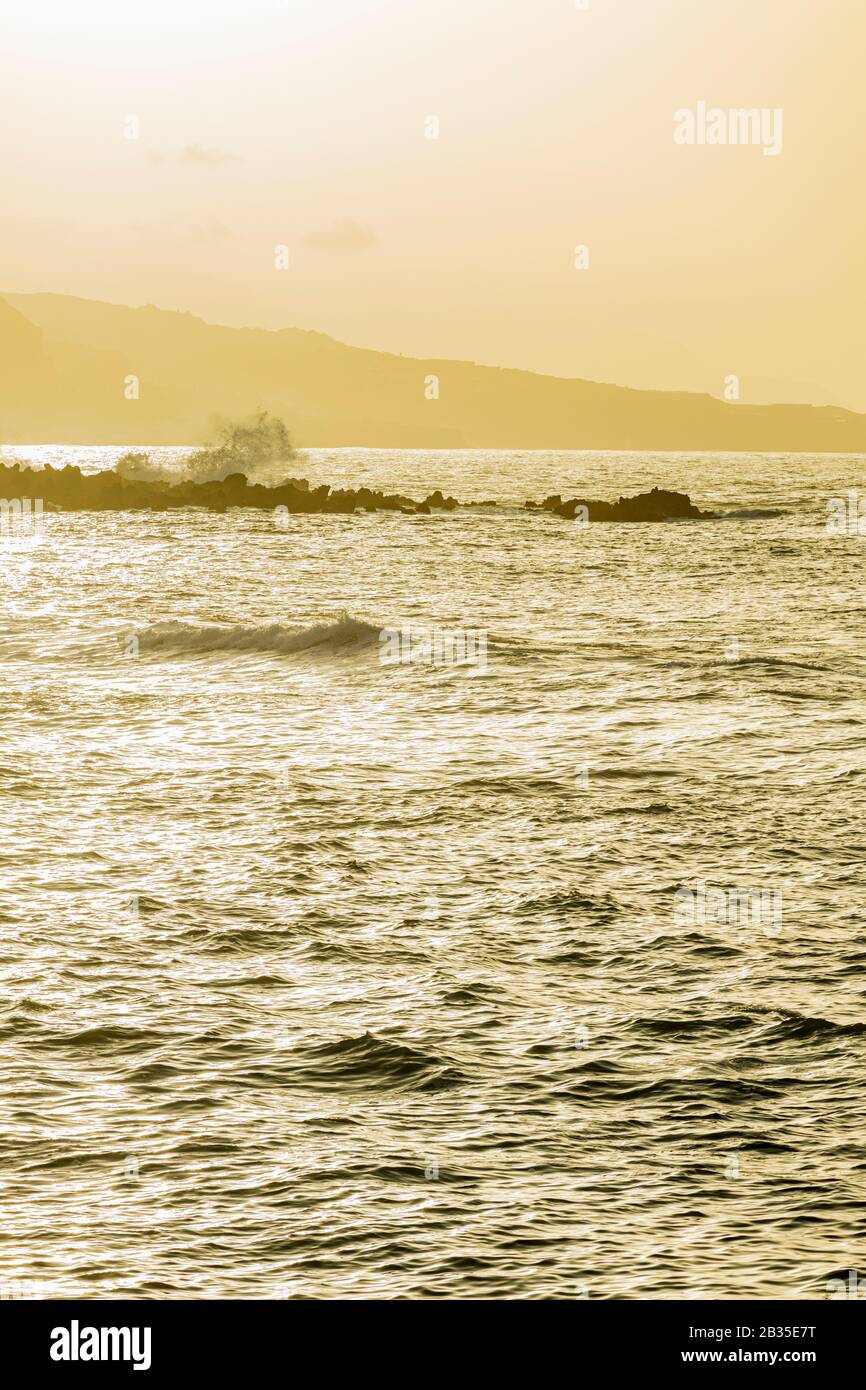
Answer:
[[525, 487, 715, 521], [0, 460, 712, 522], [0, 460, 460, 516]]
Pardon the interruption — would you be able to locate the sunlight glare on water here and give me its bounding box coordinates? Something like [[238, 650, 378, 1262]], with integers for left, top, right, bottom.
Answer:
[[1, 448, 864, 1299]]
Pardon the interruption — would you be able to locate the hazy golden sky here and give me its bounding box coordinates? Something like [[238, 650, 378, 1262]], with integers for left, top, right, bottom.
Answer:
[[2, 0, 864, 407]]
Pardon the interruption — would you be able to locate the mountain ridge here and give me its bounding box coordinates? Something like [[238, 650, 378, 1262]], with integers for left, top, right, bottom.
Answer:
[[2, 291, 864, 452]]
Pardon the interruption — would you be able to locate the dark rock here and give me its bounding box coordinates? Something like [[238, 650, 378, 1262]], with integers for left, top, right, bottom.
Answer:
[[0, 459, 714, 523], [532, 486, 715, 522]]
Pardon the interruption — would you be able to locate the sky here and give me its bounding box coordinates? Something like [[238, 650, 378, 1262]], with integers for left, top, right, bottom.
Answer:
[[1, 0, 864, 408]]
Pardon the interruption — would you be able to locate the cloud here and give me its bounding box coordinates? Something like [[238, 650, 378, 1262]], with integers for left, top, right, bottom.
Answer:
[[302, 219, 376, 252], [178, 144, 241, 168]]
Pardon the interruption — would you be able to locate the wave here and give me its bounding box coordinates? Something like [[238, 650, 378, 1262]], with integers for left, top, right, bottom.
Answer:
[[753, 1006, 866, 1043], [630, 1013, 757, 1037], [117, 413, 297, 485], [441, 983, 504, 1006], [719, 507, 787, 519], [116, 451, 295, 487], [554, 1075, 792, 1102], [630, 1003, 866, 1045], [30, 1024, 164, 1051], [115, 453, 180, 483], [732, 656, 830, 673], [592, 766, 682, 780], [133, 613, 380, 656], [456, 773, 572, 795], [515, 888, 620, 919], [295, 1031, 464, 1091]]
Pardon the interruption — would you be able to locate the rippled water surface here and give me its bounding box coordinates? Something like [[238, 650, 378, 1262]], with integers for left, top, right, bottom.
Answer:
[[2, 449, 864, 1299]]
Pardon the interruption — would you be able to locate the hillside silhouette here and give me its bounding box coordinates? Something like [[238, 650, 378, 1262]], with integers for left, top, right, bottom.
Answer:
[[2, 292, 864, 452]]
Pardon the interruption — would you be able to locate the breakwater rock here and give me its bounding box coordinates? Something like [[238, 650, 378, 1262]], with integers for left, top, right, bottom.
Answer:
[[0, 461, 713, 522], [525, 487, 716, 522]]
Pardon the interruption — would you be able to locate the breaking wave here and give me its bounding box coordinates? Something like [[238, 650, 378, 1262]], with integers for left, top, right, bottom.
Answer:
[[133, 614, 379, 656]]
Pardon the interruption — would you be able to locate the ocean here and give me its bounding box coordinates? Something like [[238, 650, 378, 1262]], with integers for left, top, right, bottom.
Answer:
[[1, 447, 864, 1300]]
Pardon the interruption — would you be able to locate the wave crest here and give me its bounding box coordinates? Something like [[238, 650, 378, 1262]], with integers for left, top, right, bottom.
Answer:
[[133, 614, 379, 656], [297, 1032, 463, 1091]]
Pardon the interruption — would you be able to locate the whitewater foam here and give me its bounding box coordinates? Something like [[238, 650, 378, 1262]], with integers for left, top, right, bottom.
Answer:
[[133, 614, 379, 656]]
